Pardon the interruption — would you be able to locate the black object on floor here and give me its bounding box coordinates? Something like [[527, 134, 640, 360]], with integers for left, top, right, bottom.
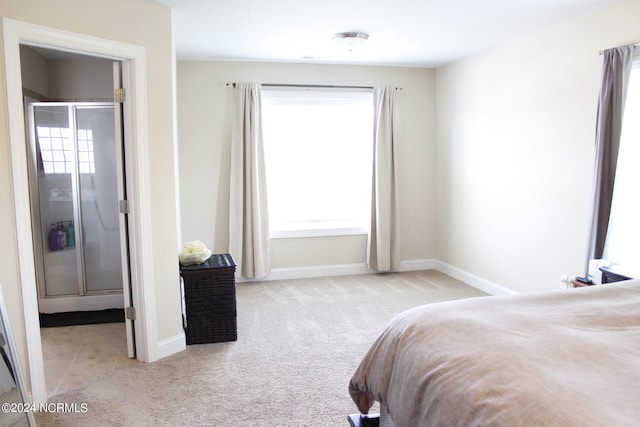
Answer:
[[347, 414, 380, 427], [39, 308, 125, 327]]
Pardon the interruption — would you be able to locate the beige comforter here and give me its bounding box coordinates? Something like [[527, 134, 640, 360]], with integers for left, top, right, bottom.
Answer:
[[349, 279, 640, 426]]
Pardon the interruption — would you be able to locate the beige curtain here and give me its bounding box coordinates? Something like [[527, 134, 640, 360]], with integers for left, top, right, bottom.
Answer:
[[368, 86, 400, 271], [229, 83, 270, 278]]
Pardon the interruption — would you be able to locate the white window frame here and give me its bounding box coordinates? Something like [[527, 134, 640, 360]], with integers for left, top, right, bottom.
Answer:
[[261, 87, 374, 239], [604, 55, 640, 270]]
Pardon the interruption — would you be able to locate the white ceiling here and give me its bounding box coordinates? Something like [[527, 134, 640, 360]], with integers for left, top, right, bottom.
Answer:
[[157, 0, 619, 67]]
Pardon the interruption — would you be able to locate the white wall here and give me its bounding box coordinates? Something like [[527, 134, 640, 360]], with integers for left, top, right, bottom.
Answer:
[[178, 1, 640, 294], [435, 0, 640, 293], [177, 61, 436, 272]]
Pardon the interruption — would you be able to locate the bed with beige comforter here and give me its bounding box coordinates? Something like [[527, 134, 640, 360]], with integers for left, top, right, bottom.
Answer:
[[349, 279, 640, 426]]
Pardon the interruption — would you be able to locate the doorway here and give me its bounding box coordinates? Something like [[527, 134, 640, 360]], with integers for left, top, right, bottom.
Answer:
[[20, 46, 135, 397], [3, 18, 157, 405]]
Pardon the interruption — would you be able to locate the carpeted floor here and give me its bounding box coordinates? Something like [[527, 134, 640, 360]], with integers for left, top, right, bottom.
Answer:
[[35, 270, 488, 426]]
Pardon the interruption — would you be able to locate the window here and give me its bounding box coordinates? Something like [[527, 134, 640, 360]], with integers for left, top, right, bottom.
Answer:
[[604, 61, 640, 269], [37, 126, 96, 174], [76, 129, 96, 174], [36, 126, 73, 174], [261, 88, 373, 237]]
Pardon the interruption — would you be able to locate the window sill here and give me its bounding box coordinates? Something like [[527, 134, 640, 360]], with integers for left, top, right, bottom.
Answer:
[[270, 227, 368, 239]]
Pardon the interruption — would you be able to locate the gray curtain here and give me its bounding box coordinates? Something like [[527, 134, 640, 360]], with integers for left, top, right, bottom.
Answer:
[[229, 83, 270, 278], [585, 45, 635, 276], [368, 86, 401, 271]]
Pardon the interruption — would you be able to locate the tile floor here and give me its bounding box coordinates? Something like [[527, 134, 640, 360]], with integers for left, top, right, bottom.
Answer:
[[40, 322, 137, 397]]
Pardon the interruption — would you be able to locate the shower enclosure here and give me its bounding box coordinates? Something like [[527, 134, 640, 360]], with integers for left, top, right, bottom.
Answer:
[[27, 103, 126, 313]]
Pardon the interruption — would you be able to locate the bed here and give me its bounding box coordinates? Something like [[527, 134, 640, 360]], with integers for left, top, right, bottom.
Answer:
[[348, 279, 640, 427]]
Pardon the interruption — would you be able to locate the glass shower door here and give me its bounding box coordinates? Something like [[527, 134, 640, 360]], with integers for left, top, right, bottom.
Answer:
[[30, 103, 123, 298], [31, 105, 79, 296], [75, 106, 123, 294]]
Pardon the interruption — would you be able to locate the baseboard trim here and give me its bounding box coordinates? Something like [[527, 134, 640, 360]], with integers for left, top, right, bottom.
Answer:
[[399, 258, 437, 272], [434, 261, 515, 295], [242, 259, 439, 283], [252, 263, 370, 282], [156, 332, 186, 360], [240, 258, 513, 296]]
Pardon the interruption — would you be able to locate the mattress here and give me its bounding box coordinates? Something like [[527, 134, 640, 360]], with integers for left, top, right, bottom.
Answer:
[[349, 279, 640, 426]]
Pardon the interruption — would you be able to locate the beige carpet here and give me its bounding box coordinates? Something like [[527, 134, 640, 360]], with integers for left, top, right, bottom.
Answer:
[[35, 270, 488, 426]]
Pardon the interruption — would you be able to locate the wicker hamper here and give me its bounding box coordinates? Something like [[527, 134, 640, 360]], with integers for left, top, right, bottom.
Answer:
[[179, 253, 237, 344]]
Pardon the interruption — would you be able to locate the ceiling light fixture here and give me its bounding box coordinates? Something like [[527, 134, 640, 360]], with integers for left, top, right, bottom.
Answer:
[[332, 32, 369, 51]]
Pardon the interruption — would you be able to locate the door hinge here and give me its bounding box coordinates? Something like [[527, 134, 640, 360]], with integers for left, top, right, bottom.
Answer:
[[114, 87, 125, 103], [125, 306, 136, 321], [119, 199, 129, 214]]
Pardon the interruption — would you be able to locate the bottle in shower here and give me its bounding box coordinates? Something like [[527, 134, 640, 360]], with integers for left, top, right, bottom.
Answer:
[[48, 224, 58, 251], [66, 221, 75, 247], [57, 221, 65, 250]]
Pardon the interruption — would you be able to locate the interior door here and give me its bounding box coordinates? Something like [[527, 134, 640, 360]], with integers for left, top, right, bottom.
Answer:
[[113, 62, 136, 358]]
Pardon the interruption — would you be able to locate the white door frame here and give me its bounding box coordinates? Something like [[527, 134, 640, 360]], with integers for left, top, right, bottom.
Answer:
[[2, 18, 158, 405]]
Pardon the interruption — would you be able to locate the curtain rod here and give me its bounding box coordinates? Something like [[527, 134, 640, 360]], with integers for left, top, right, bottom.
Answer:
[[226, 82, 402, 91], [599, 42, 640, 55]]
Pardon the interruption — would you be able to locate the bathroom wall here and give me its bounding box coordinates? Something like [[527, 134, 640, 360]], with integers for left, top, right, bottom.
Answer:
[[20, 45, 113, 100]]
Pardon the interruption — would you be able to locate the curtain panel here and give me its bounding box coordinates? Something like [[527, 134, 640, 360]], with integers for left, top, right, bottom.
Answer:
[[585, 45, 635, 276], [228, 83, 270, 278], [368, 86, 401, 272]]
